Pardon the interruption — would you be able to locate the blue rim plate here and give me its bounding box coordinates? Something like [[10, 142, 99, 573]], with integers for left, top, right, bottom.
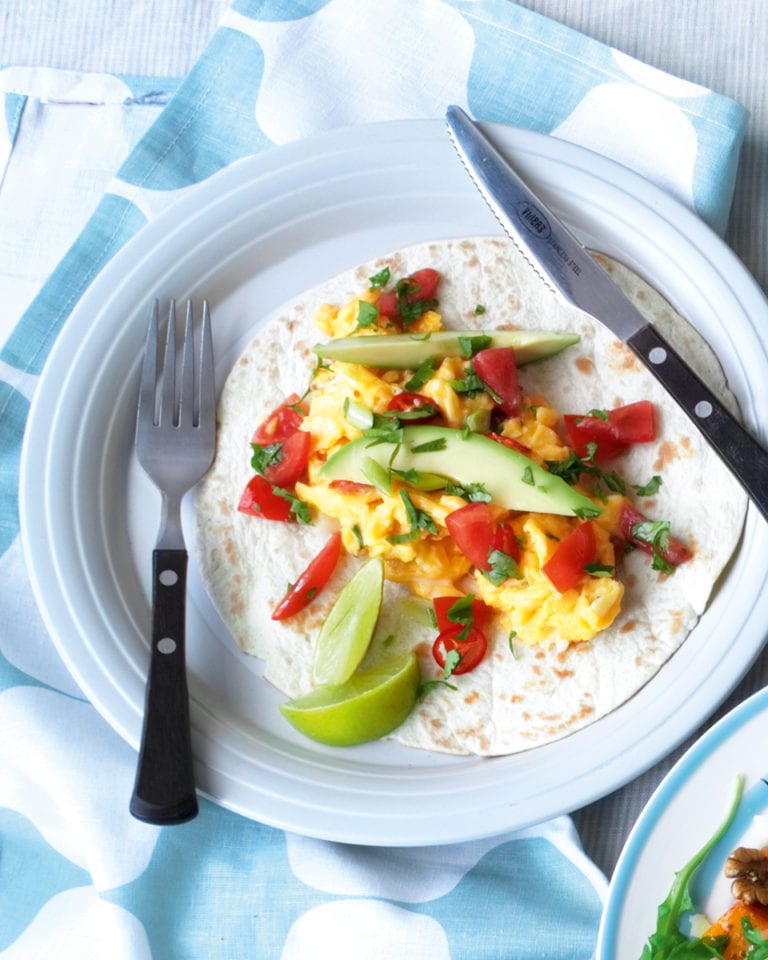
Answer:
[[599, 686, 768, 958]]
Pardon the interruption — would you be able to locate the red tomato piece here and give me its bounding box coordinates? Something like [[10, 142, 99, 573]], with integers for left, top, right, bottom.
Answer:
[[541, 521, 598, 593], [609, 401, 656, 444], [377, 268, 441, 320], [252, 393, 307, 444], [432, 625, 488, 675], [488, 432, 531, 455], [445, 502, 496, 571], [618, 504, 691, 566], [271, 532, 343, 620], [472, 347, 522, 417], [564, 414, 627, 460], [237, 475, 293, 522], [433, 596, 494, 635], [565, 401, 657, 460], [386, 391, 439, 422], [493, 520, 521, 563], [261, 429, 310, 488]]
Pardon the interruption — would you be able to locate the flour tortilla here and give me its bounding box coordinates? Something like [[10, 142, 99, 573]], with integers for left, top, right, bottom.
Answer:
[[194, 237, 746, 756]]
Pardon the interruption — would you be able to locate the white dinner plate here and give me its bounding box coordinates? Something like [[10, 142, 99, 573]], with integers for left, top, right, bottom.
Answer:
[[19, 119, 768, 845], [598, 686, 768, 958]]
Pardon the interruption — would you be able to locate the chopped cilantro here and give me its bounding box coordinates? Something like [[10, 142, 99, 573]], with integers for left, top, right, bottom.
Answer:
[[458, 334, 492, 359], [634, 475, 663, 497], [250, 442, 283, 476], [444, 480, 492, 503], [368, 266, 391, 289], [411, 437, 447, 453], [418, 678, 458, 698], [445, 594, 476, 640], [351, 524, 364, 549], [474, 304, 486, 315], [404, 356, 438, 391], [441, 647, 462, 679], [508, 631, 517, 656], [394, 277, 438, 328], [449, 361, 502, 403], [584, 562, 614, 578], [545, 449, 626, 497], [521, 465, 535, 486], [586, 408, 609, 421], [631, 519, 675, 574], [387, 489, 437, 543], [273, 487, 312, 524], [573, 505, 602, 520], [484, 549, 522, 586], [355, 300, 380, 330]]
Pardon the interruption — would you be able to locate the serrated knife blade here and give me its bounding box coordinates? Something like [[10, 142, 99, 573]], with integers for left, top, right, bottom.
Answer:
[[446, 104, 768, 523]]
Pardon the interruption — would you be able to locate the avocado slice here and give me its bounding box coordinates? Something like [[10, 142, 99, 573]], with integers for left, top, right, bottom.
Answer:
[[319, 426, 600, 517], [312, 329, 579, 369]]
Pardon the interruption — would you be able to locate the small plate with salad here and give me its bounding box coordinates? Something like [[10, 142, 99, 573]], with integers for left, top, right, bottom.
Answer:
[[599, 685, 768, 959]]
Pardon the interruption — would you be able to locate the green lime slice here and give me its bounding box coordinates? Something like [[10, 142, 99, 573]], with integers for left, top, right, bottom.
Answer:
[[280, 652, 421, 747], [311, 556, 384, 686]]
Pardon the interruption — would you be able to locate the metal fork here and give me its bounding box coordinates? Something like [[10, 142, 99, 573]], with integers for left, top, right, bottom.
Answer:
[[129, 299, 215, 825]]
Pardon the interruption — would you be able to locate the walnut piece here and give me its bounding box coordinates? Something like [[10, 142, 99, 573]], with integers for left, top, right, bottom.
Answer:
[[725, 847, 768, 905]]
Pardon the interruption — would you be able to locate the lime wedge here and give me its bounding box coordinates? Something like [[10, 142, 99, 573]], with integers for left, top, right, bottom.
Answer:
[[311, 556, 384, 686], [280, 652, 421, 746]]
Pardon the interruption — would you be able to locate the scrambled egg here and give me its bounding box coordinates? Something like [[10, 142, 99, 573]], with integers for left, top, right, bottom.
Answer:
[[295, 285, 623, 647]]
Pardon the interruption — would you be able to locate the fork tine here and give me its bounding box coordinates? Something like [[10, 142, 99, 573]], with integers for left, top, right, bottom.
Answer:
[[198, 300, 215, 432], [180, 300, 196, 427], [160, 300, 177, 427], [138, 299, 160, 429]]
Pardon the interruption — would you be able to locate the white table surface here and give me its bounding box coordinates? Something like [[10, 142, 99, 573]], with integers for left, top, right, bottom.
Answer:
[[3, 0, 768, 876]]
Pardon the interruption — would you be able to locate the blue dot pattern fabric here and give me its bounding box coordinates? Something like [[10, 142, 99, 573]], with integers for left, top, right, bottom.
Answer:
[[0, 1, 748, 955]]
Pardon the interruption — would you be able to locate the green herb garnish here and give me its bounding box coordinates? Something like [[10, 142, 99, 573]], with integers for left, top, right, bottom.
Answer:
[[354, 300, 380, 330], [584, 562, 614, 578], [458, 334, 492, 359], [369, 266, 391, 289], [250, 442, 283, 476], [411, 437, 447, 453], [387, 489, 438, 543], [273, 487, 312, 524], [631, 519, 675, 574], [444, 480, 492, 503], [404, 356, 438, 391], [634, 475, 663, 497], [484, 549, 522, 586]]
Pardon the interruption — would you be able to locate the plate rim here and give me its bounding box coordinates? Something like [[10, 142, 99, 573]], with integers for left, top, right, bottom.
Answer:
[[18, 117, 768, 844]]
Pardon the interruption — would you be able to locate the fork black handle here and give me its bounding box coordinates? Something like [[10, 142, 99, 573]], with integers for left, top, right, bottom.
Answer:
[[129, 548, 199, 825]]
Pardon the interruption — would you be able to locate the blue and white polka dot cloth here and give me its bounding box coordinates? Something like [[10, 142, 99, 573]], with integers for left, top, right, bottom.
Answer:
[[0, 1, 748, 956]]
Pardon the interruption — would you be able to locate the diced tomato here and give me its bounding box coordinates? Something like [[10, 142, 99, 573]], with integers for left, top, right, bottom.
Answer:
[[541, 521, 598, 592], [445, 502, 496, 571], [328, 479, 375, 495], [493, 520, 521, 563], [238, 475, 293, 522], [609, 401, 656, 444], [432, 624, 488, 675], [472, 347, 522, 417], [377, 268, 441, 321], [433, 596, 494, 635], [565, 401, 656, 460], [261, 429, 310, 488], [386, 391, 439, 422], [252, 393, 308, 444], [488, 432, 531, 455], [564, 414, 626, 460], [618, 503, 691, 567], [271, 532, 343, 620]]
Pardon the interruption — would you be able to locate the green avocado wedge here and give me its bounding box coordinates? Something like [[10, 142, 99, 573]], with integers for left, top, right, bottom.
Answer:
[[319, 426, 600, 517], [312, 329, 579, 369]]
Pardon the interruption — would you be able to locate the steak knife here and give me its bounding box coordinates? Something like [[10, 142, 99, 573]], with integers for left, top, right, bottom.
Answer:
[[446, 104, 768, 523]]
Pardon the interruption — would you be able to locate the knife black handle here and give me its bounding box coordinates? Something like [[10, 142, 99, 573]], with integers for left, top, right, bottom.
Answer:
[[628, 324, 768, 523], [129, 548, 199, 825]]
